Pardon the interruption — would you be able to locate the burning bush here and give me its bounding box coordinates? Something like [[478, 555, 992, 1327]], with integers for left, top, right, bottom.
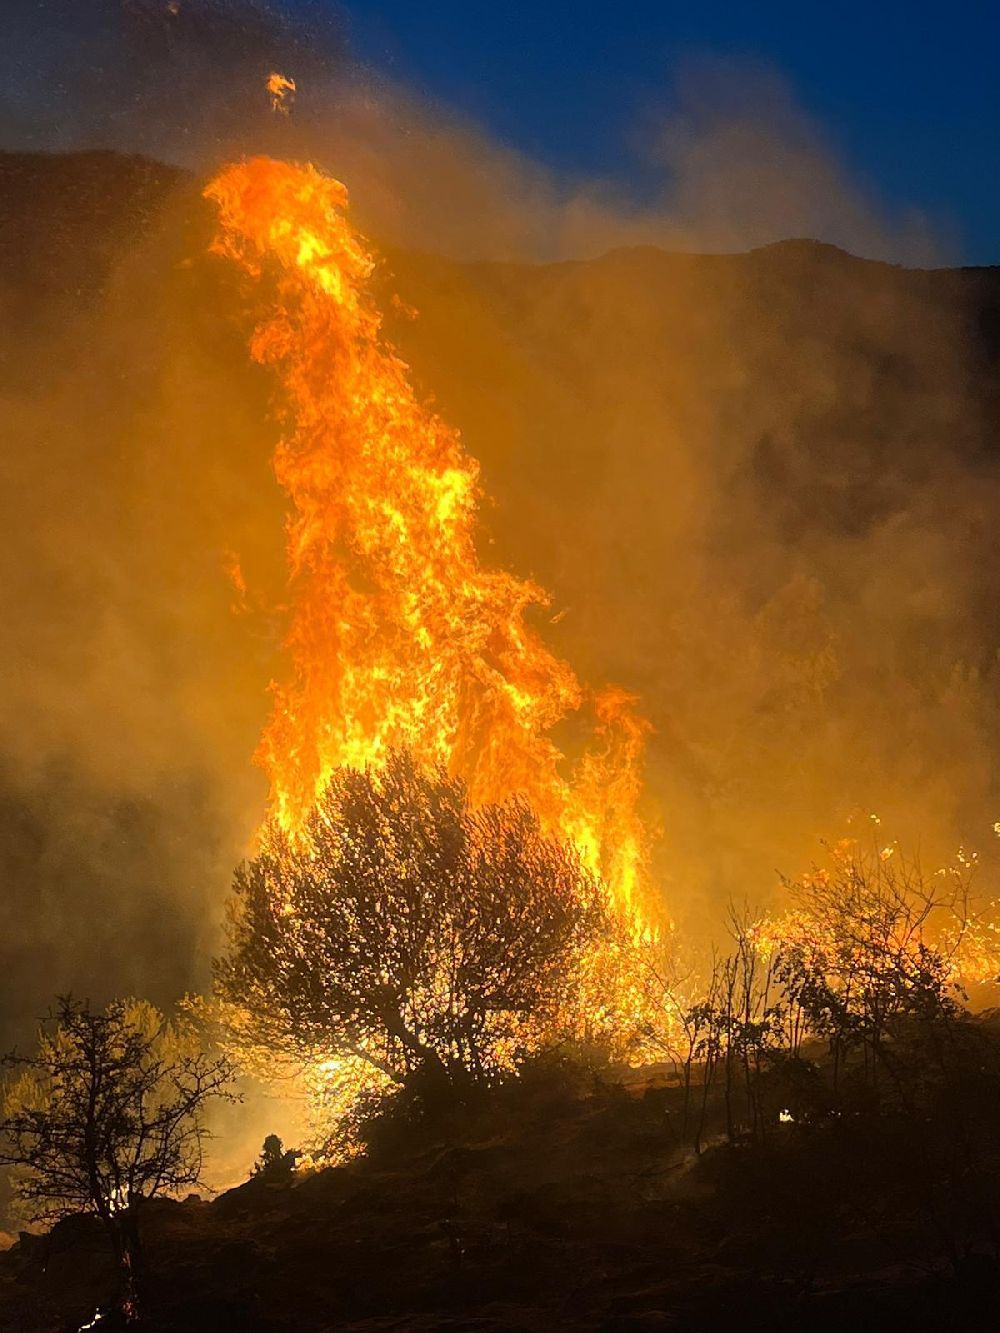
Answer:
[[773, 839, 970, 1084], [215, 751, 611, 1099]]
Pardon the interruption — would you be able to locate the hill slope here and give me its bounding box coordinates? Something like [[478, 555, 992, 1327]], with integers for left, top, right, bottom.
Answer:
[[2, 146, 1000, 1096], [3, 1067, 1000, 1332]]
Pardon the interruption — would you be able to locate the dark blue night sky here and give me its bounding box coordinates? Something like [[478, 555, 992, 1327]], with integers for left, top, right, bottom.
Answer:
[[329, 1, 1000, 263]]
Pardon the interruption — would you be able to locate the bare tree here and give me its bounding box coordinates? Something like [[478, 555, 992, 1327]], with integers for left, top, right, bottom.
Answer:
[[633, 943, 712, 1142], [0, 996, 236, 1322], [675, 908, 786, 1150], [215, 751, 608, 1095], [773, 840, 968, 1091]]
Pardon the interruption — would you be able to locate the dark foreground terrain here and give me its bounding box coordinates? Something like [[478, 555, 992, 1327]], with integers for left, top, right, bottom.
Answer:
[[3, 1060, 1000, 1333]]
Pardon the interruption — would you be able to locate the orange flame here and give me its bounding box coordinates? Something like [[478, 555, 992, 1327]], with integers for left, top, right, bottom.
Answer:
[[205, 157, 655, 918], [266, 72, 296, 115]]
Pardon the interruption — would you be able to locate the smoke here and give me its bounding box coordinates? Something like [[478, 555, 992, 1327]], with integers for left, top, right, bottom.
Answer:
[[1, 0, 998, 1182], [1, 4, 951, 264], [632, 57, 946, 265], [0, 154, 275, 1045], [0, 0, 345, 160], [383, 233, 1000, 927]]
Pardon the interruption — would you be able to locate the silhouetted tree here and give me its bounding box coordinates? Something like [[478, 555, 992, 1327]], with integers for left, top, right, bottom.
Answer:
[[252, 1133, 299, 1182], [216, 751, 608, 1093], [686, 907, 784, 1148], [0, 996, 236, 1322], [774, 841, 967, 1092]]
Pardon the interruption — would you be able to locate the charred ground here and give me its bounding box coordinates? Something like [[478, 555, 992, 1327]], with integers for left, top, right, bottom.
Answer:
[[4, 1043, 1000, 1332]]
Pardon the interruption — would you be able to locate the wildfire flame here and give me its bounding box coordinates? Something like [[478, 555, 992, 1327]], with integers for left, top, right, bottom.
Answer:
[[204, 157, 655, 920], [266, 72, 296, 115]]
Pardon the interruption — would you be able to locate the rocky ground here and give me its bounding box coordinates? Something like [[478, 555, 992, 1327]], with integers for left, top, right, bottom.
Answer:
[[2, 1065, 999, 1332]]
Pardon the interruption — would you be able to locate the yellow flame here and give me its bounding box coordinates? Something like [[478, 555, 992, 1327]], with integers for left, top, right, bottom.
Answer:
[[205, 157, 658, 923], [266, 72, 296, 115]]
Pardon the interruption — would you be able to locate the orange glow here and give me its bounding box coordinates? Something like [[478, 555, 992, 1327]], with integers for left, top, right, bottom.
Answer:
[[266, 73, 296, 115], [205, 157, 656, 922]]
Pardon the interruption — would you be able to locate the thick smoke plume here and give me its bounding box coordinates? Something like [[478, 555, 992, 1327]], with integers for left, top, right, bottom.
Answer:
[[1, 0, 999, 1179]]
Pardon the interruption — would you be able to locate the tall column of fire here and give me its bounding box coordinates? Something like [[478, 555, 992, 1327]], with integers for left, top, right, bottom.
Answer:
[[206, 156, 654, 920]]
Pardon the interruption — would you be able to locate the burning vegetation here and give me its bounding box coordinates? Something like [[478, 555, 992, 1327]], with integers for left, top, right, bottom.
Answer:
[[198, 154, 662, 1149], [216, 753, 610, 1101], [203, 156, 653, 922], [6, 143, 1000, 1326]]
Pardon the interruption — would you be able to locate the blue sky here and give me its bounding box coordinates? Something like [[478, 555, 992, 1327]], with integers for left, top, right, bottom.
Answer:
[[328, 1, 1000, 263]]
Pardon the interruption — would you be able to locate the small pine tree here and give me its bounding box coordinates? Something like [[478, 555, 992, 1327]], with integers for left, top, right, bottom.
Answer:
[[252, 1133, 298, 1181]]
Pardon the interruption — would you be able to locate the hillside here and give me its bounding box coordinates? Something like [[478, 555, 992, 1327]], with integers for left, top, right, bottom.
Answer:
[[5, 155, 1000, 1034], [5, 145, 1000, 1331], [5, 149, 1000, 1267], [5, 144, 1000, 1040], [3, 1059, 1000, 1332]]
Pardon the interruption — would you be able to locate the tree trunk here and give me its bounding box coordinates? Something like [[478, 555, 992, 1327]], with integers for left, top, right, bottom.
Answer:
[[109, 1208, 142, 1323]]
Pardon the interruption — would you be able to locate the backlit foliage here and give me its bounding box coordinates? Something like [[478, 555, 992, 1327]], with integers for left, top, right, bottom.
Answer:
[[0, 997, 235, 1319], [215, 752, 613, 1098], [0, 998, 235, 1225]]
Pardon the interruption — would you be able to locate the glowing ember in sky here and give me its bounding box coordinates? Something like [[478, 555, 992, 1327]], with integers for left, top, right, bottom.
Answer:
[[266, 72, 296, 115]]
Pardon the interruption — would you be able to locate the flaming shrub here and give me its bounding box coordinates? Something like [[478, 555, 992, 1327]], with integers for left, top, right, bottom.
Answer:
[[215, 751, 610, 1091], [773, 840, 967, 1070]]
